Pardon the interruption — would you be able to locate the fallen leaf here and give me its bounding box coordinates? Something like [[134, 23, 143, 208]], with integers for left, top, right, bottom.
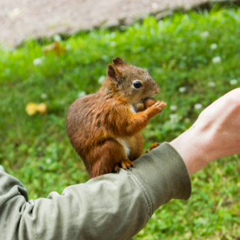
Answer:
[[26, 103, 39, 116], [44, 42, 67, 56], [37, 103, 47, 115], [26, 102, 48, 116]]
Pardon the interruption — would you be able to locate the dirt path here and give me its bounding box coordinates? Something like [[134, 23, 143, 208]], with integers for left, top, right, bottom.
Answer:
[[0, 0, 226, 48]]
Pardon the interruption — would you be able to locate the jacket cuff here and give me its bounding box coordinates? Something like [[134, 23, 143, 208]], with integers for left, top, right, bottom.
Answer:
[[131, 142, 192, 214]]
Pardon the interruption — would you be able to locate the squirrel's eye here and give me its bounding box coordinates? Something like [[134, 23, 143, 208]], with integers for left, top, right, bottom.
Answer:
[[133, 80, 143, 89]]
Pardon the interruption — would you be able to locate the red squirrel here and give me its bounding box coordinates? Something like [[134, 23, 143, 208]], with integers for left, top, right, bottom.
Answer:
[[67, 58, 167, 178]]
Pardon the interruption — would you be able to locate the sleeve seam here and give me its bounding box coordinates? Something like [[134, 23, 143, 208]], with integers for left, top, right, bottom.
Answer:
[[128, 170, 153, 217]]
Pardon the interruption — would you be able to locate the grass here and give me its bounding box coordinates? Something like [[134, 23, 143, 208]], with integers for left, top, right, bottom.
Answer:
[[0, 6, 240, 239]]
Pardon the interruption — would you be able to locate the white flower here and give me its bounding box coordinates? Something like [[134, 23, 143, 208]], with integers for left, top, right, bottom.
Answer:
[[78, 91, 86, 98], [169, 114, 180, 124], [53, 35, 62, 42], [201, 31, 210, 39], [109, 42, 117, 47], [208, 81, 216, 88], [194, 103, 203, 111], [170, 105, 178, 111], [229, 79, 238, 86], [40, 93, 48, 100], [33, 57, 44, 66], [46, 158, 52, 164], [212, 56, 221, 64], [98, 75, 106, 84], [210, 43, 218, 50], [179, 87, 187, 93]]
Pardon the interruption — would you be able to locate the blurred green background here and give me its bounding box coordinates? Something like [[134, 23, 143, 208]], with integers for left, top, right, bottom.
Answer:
[[0, 5, 239, 239]]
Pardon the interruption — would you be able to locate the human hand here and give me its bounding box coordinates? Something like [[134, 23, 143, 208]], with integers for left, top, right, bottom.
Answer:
[[170, 88, 240, 175]]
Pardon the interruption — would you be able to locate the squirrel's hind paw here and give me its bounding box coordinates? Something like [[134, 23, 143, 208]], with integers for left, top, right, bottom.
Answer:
[[120, 159, 134, 170]]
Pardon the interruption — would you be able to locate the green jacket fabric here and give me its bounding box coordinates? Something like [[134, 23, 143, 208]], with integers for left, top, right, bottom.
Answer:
[[0, 143, 191, 240]]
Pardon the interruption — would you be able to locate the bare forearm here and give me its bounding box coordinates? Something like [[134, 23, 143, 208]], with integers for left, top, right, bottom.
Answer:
[[170, 127, 210, 175], [171, 88, 240, 175]]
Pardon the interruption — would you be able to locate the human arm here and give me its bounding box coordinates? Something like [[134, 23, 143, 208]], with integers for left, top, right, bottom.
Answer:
[[0, 143, 191, 240], [1, 88, 239, 240], [170, 88, 240, 175]]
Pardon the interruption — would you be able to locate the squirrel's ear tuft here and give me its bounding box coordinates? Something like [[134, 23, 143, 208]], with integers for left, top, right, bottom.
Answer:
[[113, 57, 126, 66], [108, 64, 123, 82], [108, 65, 118, 81]]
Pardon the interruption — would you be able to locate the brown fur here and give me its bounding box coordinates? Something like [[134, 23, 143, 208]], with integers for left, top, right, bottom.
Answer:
[[67, 58, 167, 178]]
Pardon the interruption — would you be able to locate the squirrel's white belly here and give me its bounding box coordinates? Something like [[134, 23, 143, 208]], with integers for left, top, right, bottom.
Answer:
[[116, 138, 130, 157]]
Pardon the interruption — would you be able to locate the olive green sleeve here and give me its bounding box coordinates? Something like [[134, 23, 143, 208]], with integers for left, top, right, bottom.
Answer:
[[0, 143, 191, 240]]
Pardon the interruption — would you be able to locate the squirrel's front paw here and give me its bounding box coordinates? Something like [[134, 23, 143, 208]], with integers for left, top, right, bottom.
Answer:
[[154, 101, 167, 110], [149, 101, 167, 116]]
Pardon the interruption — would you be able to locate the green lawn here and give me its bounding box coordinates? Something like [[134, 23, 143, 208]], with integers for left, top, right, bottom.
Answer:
[[0, 7, 239, 239]]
